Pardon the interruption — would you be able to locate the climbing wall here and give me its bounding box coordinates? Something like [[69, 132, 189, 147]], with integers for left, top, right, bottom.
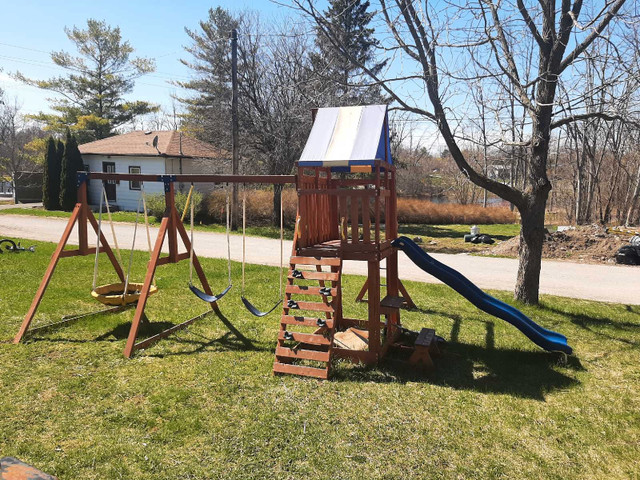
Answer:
[[273, 256, 342, 379]]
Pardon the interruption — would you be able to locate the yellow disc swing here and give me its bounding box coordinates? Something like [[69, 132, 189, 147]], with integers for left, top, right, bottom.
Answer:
[[91, 183, 158, 305]]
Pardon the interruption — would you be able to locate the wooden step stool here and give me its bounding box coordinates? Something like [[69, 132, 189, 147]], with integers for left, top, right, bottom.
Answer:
[[409, 328, 440, 370]]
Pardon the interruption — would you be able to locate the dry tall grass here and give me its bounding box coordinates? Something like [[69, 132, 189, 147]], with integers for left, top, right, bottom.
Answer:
[[205, 188, 298, 225], [203, 189, 517, 226], [397, 197, 517, 224]]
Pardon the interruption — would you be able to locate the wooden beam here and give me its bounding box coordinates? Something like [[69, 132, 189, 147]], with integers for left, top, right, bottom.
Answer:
[[88, 173, 296, 184]]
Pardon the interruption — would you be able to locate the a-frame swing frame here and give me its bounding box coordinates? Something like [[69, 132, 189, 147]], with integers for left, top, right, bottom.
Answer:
[[14, 172, 297, 358], [13, 174, 221, 358], [13, 174, 126, 343]]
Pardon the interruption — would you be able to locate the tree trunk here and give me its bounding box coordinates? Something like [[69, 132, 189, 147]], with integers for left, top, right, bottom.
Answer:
[[625, 165, 640, 227], [515, 191, 549, 304]]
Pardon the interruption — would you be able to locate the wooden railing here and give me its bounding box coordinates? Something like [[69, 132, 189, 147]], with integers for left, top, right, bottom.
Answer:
[[297, 172, 336, 247], [297, 167, 396, 252]]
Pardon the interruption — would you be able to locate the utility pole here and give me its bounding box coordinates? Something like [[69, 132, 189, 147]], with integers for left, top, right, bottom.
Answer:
[[231, 28, 239, 230]]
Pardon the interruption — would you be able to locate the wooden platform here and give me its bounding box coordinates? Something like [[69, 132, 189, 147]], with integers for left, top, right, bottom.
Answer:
[[298, 238, 394, 261]]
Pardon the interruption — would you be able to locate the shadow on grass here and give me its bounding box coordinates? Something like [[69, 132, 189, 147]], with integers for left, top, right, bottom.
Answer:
[[143, 310, 268, 358], [333, 343, 581, 401], [539, 303, 640, 348], [333, 305, 583, 400], [27, 309, 266, 355]]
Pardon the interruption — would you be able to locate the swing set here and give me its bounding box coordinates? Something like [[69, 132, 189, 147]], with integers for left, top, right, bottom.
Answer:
[[13, 172, 295, 358], [182, 184, 284, 316]]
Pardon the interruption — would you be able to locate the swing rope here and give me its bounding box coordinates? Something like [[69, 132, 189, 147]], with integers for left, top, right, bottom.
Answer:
[[240, 188, 283, 317], [103, 186, 122, 266], [92, 182, 106, 291], [181, 183, 195, 223], [122, 193, 143, 301], [189, 184, 195, 286], [141, 185, 155, 285], [188, 184, 232, 303]]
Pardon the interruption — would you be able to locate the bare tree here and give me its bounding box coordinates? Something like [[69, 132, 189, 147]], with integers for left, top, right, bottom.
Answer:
[[294, 0, 633, 303], [236, 16, 315, 224], [0, 98, 45, 192]]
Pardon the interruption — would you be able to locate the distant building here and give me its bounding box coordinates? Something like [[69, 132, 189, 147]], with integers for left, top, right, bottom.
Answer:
[[79, 130, 228, 210]]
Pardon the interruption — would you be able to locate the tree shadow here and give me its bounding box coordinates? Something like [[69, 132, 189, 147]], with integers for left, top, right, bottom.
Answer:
[[539, 303, 640, 348]]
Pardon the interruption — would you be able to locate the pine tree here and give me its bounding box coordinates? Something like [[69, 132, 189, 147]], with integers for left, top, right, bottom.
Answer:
[[42, 137, 61, 210], [16, 19, 157, 143], [176, 7, 239, 148], [59, 131, 84, 211], [311, 0, 387, 106]]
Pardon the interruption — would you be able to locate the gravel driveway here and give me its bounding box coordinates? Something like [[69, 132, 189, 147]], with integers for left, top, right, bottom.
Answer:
[[1, 214, 637, 305]]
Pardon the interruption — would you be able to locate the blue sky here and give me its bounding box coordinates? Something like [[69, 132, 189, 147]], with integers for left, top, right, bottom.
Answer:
[[0, 0, 445, 150], [0, 0, 289, 115]]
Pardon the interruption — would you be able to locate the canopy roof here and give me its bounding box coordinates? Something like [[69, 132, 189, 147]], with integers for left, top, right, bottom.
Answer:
[[298, 105, 391, 171]]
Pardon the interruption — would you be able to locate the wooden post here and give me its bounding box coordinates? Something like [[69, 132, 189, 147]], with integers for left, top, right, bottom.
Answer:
[[165, 181, 179, 263], [367, 259, 381, 360], [13, 206, 81, 343], [77, 179, 89, 255]]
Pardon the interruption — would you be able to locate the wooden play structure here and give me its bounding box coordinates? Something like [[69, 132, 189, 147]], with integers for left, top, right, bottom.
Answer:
[[15, 105, 442, 379]]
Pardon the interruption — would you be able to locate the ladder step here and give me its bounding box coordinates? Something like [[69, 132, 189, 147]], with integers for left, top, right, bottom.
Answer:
[[275, 346, 330, 362], [281, 315, 334, 328], [287, 270, 339, 282], [273, 362, 329, 379], [290, 256, 341, 266], [285, 285, 337, 297], [285, 300, 334, 313], [278, 330, 331, 346]]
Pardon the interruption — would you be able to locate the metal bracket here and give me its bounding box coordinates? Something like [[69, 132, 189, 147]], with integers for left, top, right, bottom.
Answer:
[[77, 171, 90, 186], [159, 175, 177, 192]]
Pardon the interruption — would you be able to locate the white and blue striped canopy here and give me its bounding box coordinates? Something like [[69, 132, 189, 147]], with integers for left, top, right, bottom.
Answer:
[[299, 105, 392, 171]]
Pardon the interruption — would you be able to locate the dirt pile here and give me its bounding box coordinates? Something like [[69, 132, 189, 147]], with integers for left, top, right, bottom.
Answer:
[[489, 224, 630, 264]]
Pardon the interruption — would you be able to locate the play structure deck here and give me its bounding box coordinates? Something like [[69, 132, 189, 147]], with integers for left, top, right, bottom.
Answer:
[[14, 105, 571, 379]]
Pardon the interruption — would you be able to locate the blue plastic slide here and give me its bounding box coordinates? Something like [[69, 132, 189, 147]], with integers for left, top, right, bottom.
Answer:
[[392, 236, 572, 355]]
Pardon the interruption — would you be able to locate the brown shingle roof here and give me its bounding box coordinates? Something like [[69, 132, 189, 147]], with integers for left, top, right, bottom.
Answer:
[[79, 131, 227, 159]]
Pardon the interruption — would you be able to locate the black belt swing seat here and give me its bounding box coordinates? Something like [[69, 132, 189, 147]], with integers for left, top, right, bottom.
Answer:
[[187, 184, 233, 303], [240, 189, 283, 317]]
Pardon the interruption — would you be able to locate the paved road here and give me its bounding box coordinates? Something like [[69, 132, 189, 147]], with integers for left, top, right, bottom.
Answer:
[[1, 214, 637, 305], [0, 202, 41, 210]]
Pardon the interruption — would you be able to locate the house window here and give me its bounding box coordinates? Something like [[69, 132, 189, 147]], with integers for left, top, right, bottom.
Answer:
[[129, 166, 141, 190]]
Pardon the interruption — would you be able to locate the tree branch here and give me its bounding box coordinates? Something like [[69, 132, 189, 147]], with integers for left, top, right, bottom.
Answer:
[[550, 111, 640, 130], [559, 0, 626, 72]]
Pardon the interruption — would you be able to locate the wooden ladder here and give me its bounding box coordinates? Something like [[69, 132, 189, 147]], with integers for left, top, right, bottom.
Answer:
[[273, 256, 342, 379]]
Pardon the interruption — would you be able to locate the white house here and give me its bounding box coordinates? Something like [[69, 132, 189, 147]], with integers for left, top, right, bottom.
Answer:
[[79, 130, 228, 210]]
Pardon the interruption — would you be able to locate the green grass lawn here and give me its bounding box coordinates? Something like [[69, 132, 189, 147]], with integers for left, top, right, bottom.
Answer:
[[1, 239, 639, 479]]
